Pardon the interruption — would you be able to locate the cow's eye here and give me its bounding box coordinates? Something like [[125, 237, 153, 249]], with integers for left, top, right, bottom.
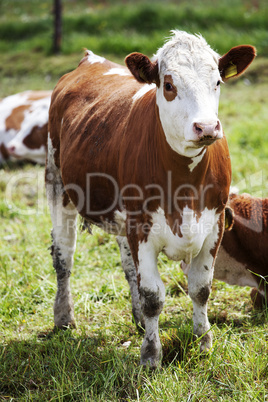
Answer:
[[216, 80, 221, 87], [165, 82, 173, 91]]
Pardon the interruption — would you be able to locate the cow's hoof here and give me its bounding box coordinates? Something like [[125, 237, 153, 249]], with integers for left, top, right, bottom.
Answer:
[[199, 333, 212, 354], [53, 322, 76, 332], [54, 315, 76, 330], [250, 288, 267, 310], [140, 336, 162, 368]]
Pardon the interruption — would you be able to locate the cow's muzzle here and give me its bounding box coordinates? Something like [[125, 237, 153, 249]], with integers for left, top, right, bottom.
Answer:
[[193, 120, 222, 145]]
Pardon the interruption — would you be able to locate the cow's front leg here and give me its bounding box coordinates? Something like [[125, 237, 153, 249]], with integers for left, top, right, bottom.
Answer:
[[137, 242, 165, 368], [117, 236, 144, 328], [187, 250, 215, 352]]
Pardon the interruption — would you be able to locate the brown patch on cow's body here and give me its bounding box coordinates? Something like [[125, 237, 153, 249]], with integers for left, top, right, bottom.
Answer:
[[27, 91, 52, 101], [23, 123, 48, 149], [221, 194, 268, 291], [5, 105, 29, 131]]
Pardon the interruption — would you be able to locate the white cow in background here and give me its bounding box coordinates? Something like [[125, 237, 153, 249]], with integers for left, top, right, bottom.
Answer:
[[0, 90, 51, 165]]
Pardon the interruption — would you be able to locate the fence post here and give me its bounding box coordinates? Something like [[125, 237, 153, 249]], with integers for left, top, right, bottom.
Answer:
[[53, 0, 62, 54]]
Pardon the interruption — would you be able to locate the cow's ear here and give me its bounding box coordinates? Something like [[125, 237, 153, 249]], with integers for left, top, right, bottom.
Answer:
[[219, 45, 256, 82], [125, 52, 159, 86]]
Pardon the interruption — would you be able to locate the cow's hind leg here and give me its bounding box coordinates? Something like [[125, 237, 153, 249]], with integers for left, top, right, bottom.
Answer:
[[46, 152, 77, 329], [117, 236, 144, 329]]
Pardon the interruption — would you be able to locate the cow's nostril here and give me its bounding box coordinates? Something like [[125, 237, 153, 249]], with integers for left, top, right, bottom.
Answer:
[[193, 123, 203, 134], [215, 121, 221, 131]]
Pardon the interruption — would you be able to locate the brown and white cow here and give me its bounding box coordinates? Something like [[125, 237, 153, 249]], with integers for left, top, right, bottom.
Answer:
[[214, 193, 268, 307], [0, 90, 51, 165], [46, 31, 255, 367]]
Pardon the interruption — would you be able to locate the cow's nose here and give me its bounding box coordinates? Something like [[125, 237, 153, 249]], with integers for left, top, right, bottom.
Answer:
[[7, 146, 16, 155], [193, 120, 221, 139]]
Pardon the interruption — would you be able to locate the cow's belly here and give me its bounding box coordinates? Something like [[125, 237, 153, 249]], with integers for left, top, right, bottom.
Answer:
[[214, 246, 259, 288]]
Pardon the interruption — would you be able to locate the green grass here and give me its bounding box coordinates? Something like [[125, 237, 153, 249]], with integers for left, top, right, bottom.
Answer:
[[1, 0, 268, 400]]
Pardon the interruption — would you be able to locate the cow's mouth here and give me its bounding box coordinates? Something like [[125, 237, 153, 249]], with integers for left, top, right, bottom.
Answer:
[[196, 135, 220, 146]]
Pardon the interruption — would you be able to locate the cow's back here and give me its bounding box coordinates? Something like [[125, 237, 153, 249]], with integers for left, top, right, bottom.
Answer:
[[49, 55, 142, 170]]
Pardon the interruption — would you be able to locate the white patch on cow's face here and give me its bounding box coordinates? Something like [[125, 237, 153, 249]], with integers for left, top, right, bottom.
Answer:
[[86, 50, 105, 64], [132, 83, 156, 102], [188, 148, 207, 172], [155, 31, 223, 158], [147, 206, 220, 265], [104, 68, 131, 76]]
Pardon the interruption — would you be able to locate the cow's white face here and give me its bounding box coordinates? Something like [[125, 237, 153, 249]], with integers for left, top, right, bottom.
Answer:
[[155, 33, 222, 157], [126, 30, 256, 158]]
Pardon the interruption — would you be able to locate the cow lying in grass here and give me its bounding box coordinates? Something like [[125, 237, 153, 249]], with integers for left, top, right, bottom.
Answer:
[[214, 193, 268, 308], [0, 90, 51, 165], [46, 31, 255, 367]]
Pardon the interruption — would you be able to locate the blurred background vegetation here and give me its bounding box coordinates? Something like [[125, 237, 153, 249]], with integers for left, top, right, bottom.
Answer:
[[0, 0, 267, 96]]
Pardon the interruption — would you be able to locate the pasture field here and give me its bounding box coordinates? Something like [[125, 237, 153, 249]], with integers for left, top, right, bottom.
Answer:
[[1, 1, 268, 400]]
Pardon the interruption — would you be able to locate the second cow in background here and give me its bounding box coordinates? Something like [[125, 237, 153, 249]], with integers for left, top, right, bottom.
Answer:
[[0, 90, 51, 165]]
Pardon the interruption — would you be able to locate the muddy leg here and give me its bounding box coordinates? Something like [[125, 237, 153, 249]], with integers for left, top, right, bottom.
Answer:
[[46, 140, 78, 328], [117, 236, 144, 328]]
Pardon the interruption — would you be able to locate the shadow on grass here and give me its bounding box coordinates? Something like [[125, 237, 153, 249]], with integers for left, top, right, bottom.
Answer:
[[0, 322, 194, 399], [0, 328, 140, 400], [1, 306, 268, 400]]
